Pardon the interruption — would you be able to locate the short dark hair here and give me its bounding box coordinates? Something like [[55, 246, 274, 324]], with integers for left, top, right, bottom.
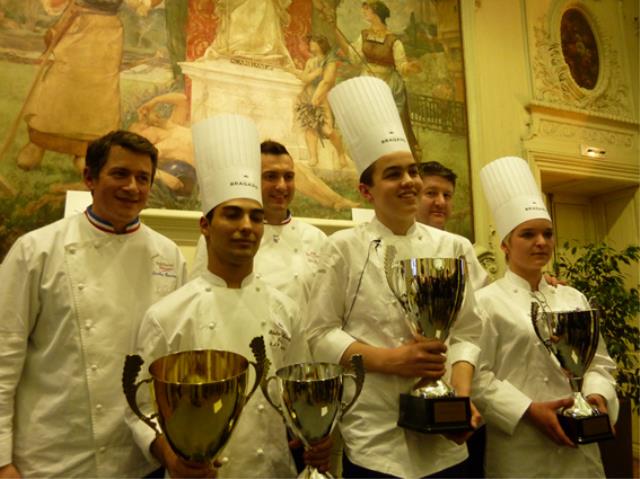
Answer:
[[418, 161, 457, 188], [85, 130, 158, 180], [260, 140, 290, 156], [359, 163, 375, 187]]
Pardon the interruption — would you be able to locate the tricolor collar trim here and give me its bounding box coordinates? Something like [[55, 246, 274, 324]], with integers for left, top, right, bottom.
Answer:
[[85, 206, 140, 234]]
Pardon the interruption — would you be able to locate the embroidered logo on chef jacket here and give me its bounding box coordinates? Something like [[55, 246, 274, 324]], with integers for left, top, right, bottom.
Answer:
[[152, 260, 177, 279], [268, 319, 292, 352], [305, 249, 321, 266]]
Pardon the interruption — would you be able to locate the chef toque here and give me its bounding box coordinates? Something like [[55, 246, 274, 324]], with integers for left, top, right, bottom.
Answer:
[[480, 156, 551, 241], [328, 76, 412, 176], [192, 114, 262, 215]]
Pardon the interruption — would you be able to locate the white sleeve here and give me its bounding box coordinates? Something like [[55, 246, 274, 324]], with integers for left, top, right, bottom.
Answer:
[[0, 238, 38, 467], [306, 240, 356, 364], [579, 293, 619, 423], [471, 307, 532, 435], [125, 310, 170, 466]]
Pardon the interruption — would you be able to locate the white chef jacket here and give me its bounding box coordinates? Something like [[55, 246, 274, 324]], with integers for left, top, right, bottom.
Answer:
[[306, 217, 483, 478], [451, 232, 489, 291], [128, 271, 309, 478], [0, 211, 187, 477], [191, 218, 326, 302], [472, 269, 618, 478]]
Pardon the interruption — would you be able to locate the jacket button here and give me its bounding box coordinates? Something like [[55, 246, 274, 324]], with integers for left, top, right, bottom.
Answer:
[[257, 404, 265, 412], [208, 322, 215, 330], [256, 448, 264, 456], [220, 456, 229, 464]]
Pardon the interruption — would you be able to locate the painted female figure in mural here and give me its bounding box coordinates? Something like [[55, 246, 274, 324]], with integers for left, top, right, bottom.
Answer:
[[334, 0, 422, 158], [16, 0, 125, 171], [291, 35, 349, 169], [204, 0, 294, 68]]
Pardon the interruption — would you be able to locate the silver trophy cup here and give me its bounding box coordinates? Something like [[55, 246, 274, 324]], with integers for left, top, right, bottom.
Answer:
[[531, 303, 614, 444], [385, 246, 471, 433], [261, 355, 365, 479]]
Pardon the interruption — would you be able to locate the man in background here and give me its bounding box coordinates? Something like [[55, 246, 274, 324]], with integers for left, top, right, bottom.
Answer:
[[417, 160, 489, 290]]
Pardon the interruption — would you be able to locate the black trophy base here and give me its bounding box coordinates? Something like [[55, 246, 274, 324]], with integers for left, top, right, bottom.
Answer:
[[557, 413, 614, 445], [398, 393, 472, 434]]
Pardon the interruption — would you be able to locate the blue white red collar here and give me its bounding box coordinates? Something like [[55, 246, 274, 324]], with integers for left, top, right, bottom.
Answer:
[[85, 206, 140, 234]]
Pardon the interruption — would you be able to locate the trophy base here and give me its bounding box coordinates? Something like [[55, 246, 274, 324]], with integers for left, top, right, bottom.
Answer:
[[398, 393, 472, 434], [557, 413, 614, 445]]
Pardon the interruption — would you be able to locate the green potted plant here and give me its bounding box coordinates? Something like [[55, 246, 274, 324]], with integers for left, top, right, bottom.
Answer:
[[554, 242, 639, 478]]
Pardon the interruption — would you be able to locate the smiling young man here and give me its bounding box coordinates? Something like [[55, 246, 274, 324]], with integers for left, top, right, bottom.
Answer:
[[0, 130, 187, 478], [127, 115, 330, 478], [191, 140, 326, 303], [305, 77, 483, 478]]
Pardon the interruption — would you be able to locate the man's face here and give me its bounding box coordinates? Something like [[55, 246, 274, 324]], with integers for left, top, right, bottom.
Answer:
[[359, 152, 422, 225], [261, 153, 295, 222], [201, 198, 265, 268], [416, 175, 454, 229], [83, 145, 153, 230]]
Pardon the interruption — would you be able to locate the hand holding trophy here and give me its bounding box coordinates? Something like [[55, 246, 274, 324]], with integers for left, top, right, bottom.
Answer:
[[122, 336, 268, 471], [384, 245, 471, 433], [261, 355, 365, 479], [530, 303, 614, 444]]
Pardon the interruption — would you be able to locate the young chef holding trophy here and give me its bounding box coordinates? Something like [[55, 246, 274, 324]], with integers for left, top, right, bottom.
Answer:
[[305, 76, 484, 478], [125, 114, 331, 478], [471, 155, 617, 477]]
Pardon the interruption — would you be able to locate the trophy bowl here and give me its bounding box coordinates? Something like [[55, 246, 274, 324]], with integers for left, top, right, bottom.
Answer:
[[385, 246, 471, 434], [123, 336, 267, 462], [531, 304, 614, 444], [261, 355, 364, 479]]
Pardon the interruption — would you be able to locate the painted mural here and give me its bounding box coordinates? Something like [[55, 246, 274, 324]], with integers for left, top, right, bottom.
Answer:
[[0, 0, 472, 260]]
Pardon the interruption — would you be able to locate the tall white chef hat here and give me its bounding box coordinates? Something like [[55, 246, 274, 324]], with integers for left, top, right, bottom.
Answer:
[[192, 114, 262, 215], [480, 156, 551, 241], [328, 76, 412, 176]]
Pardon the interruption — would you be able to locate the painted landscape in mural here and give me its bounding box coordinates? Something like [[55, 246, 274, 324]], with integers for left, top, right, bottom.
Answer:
[[0, 0, 472, 260]]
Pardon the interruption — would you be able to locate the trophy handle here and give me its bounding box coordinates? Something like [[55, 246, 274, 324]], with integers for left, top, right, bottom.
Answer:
[[260, 375, 283, 416], [248, 336, 269, 402], [340, 354, 365, 418], [122, 354, 161, 436]]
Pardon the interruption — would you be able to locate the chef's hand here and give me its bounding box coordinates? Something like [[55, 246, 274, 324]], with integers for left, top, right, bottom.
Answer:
[[0, 464, 21, 479], [289, 435, 333, 473], [526, 398, 576, 448], [152, 435, 219, 478]]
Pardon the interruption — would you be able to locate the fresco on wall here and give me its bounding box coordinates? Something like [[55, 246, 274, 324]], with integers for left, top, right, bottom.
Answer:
[[0, 0, 472, 260]]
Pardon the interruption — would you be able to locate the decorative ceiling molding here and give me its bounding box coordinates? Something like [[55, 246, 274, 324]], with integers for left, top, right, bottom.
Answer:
[[531, 1, 635, 122]]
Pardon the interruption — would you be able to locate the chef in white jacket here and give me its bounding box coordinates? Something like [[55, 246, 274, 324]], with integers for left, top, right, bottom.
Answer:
[[191, 140, 326, 304], [305, 76, 483, 478], [472, 156, 618, 478], [127, 115, 331, 478], [0, 131, 187, 478]]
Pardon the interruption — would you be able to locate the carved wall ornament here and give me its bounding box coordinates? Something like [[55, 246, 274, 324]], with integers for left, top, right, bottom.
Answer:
[[537, 119, 634, 148], [531, 2, 633, 120]]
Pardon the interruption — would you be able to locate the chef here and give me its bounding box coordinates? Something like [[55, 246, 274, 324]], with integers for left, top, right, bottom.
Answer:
[[127, 114, 331, 478], [0, 130, 187, 478], [191, 140, 326, 304]]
